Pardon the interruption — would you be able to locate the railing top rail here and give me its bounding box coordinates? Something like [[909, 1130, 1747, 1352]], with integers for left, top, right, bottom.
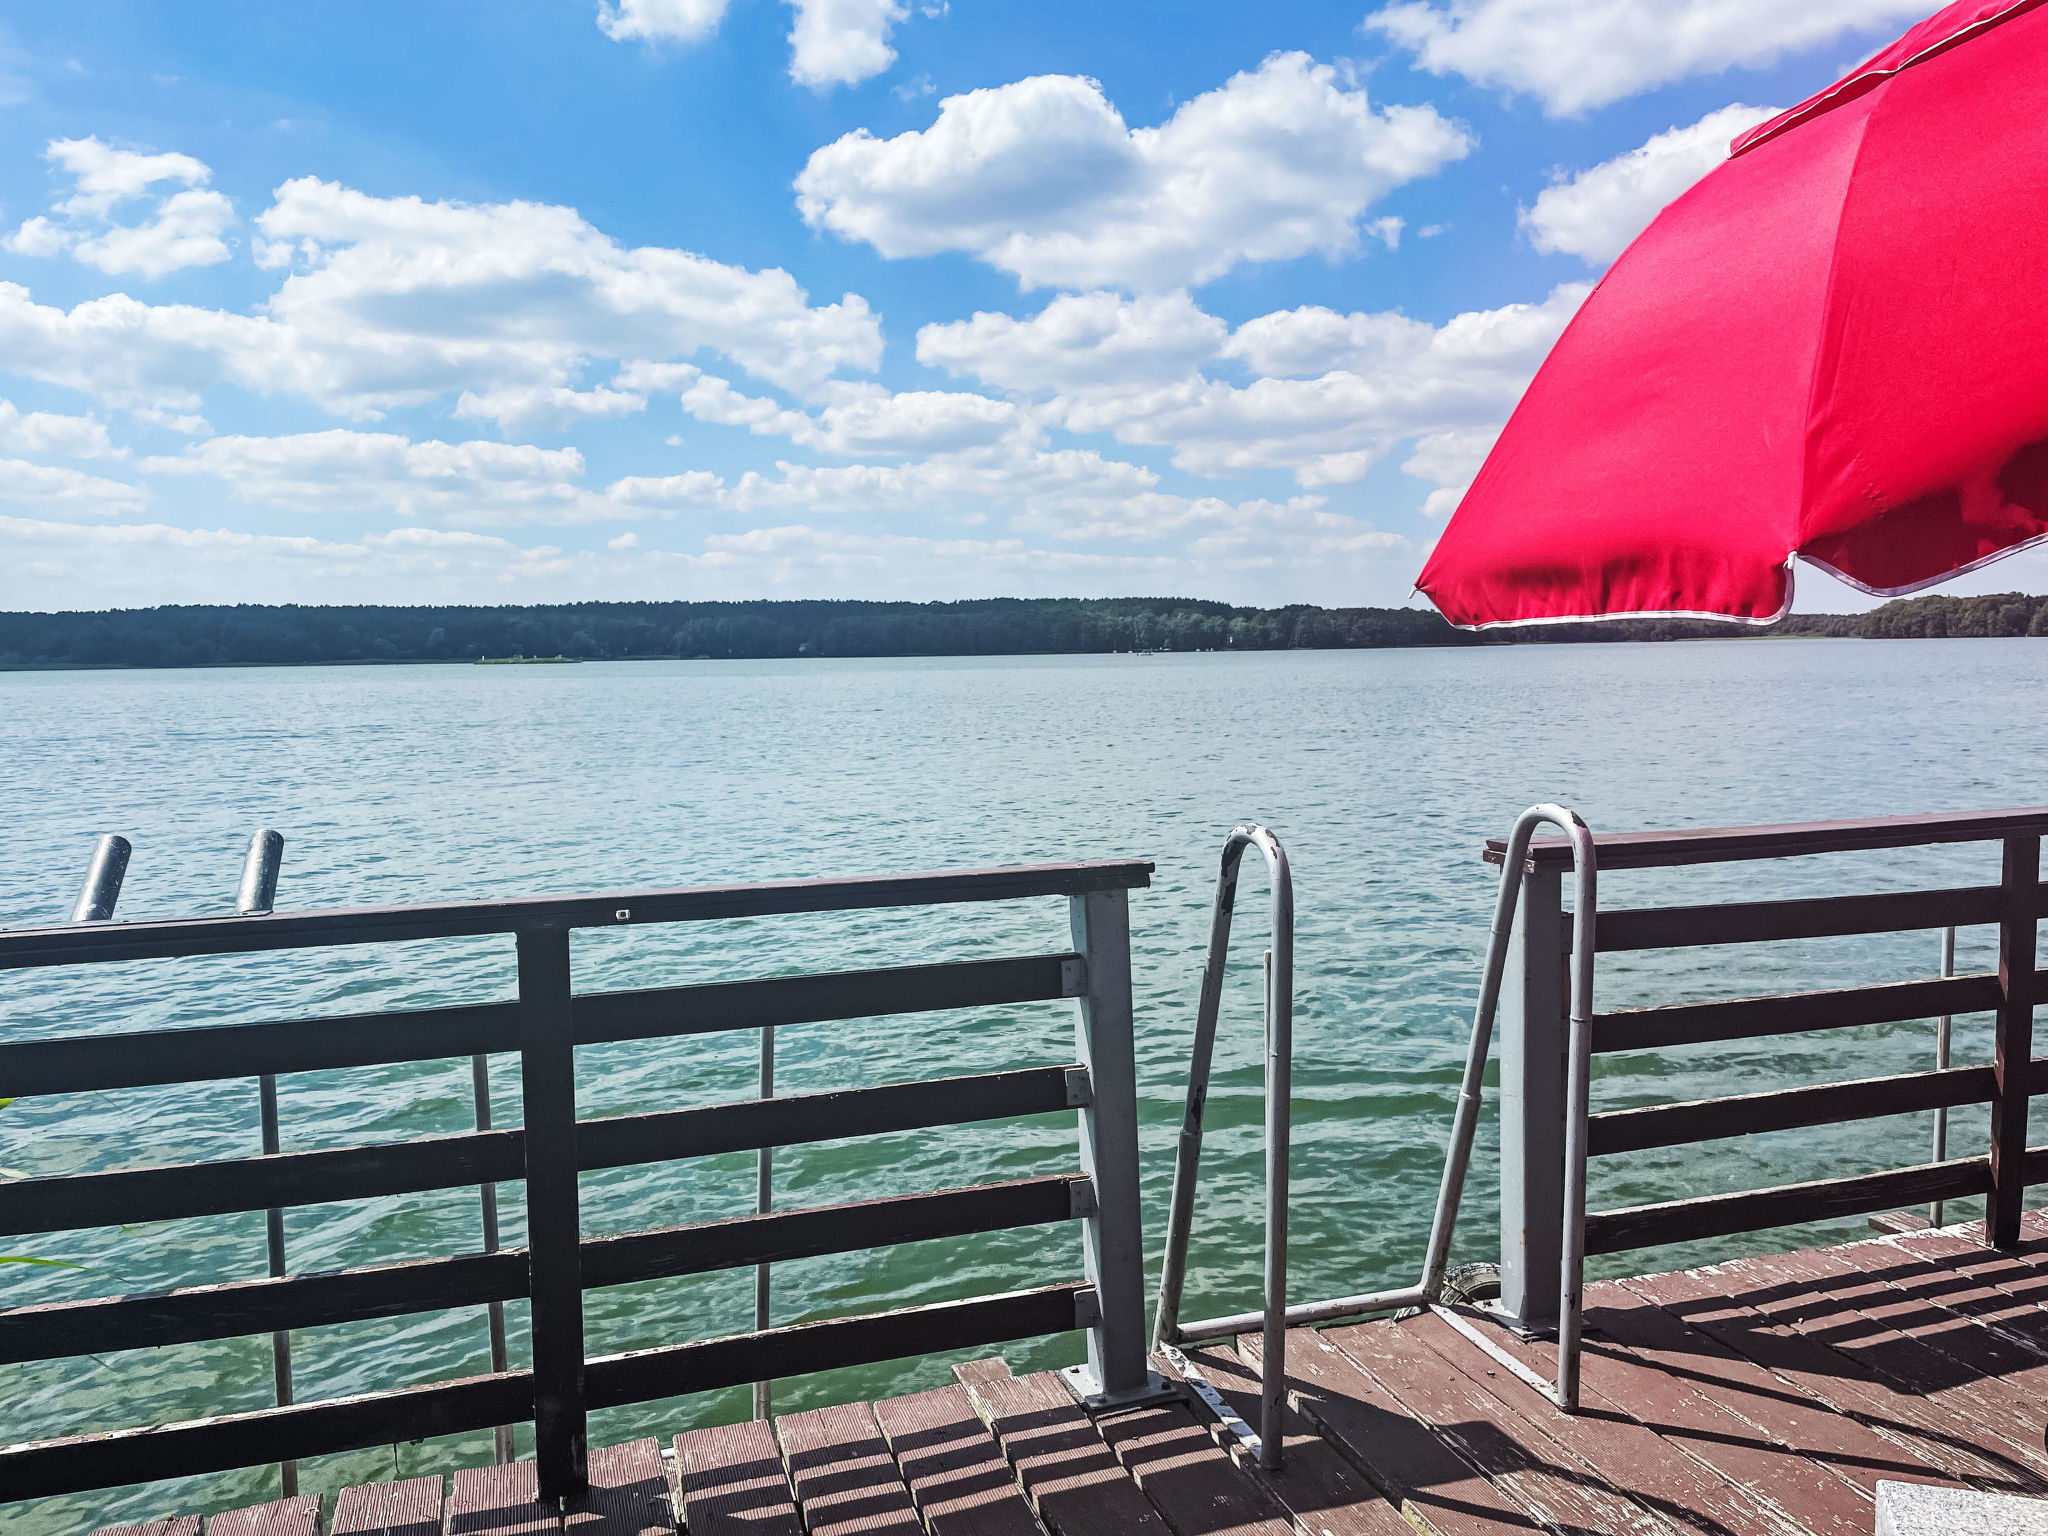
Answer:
[[0, 858, 1155, 970], [1484, 806, 2048, 872]]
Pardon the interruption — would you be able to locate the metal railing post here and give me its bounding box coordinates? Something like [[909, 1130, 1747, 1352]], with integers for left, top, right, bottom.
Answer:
[[472, 1053, 514, 1464], [1990, 836, 2039, 1248], [1553, 819, 1599, 1413], [1930, 925, 1957, 1228], [1150, 825, 1291, 1468], [237, 830, 294, 1497], [71, 835, 131, 924], [754, 1023, 774, 1421], [1497, 863, 1566, 1332], [517, 925, 587, 1502], [1064, 887, 1167, 1409]]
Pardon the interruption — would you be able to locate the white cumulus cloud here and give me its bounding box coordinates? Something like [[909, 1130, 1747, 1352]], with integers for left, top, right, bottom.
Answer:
[[0, 178, 882, 425], [0, 399, 124, 460], [1367, 0, 1927, 115], [144, 431, 593, 526], [0, 459, 146, 517], [796, 52, 1471, 290], [918, 291, 1228, 393], [454, 385, 648, 435], [671, 374, 1022, 455], [789, 0, 909, 87], [1522, 103, 1778, 264], [255, 178, 882, 411], [920, 284, 1588, 488], [596, 0, 731, 43], [5, 136, 234, 279]]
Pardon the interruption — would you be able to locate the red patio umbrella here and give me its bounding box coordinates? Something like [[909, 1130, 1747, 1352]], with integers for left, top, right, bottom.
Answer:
[[1415, 0, 2048, 628]]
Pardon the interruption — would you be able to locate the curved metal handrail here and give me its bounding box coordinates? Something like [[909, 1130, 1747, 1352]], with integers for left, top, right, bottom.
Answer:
[[1151, 823, 1292, 1470], [1423, 804, 1598, 1411], [1165, 804, 1599, 1415]]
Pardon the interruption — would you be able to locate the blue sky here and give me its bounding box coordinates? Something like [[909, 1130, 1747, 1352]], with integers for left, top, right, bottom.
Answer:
[[1, 0, 2032, 611]]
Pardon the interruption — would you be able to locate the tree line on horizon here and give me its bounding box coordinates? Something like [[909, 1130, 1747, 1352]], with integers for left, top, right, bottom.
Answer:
[[0, 591, 2040, 668]]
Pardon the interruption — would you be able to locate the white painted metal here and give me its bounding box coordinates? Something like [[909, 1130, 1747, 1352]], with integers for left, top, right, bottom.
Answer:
[[1158, 1342, 1264, 1463]]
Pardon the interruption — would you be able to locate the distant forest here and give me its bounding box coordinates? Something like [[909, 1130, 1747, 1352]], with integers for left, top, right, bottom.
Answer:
[[0, 591, 2041, 668]]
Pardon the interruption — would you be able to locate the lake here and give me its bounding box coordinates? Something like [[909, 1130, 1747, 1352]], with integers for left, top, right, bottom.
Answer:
[[3, 639, 2044, 1532]]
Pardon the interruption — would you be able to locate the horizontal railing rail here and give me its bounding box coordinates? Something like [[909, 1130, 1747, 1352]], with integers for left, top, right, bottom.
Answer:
[[0, 861, 1152, 969], [1, 1284, 1094, 1503], [0, 953, 1088, 1095], [0, 857, 1153, 1504], [1590, 886, 2020, 950], [1588, 974, 2003, 1052], [0, 1174, 1095, 1363], [1488, 805, 2048, 871]]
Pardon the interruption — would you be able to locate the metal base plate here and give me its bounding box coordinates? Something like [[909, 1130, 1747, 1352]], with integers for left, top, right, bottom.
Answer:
[[1057, 1364, 1180, 1413], [1477, 1298, 1554, 1340]]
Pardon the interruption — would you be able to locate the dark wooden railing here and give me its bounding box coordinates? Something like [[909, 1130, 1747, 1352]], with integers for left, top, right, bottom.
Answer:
[[0, 858, 1154, 1504], [1486, 806, 2046, 1269]]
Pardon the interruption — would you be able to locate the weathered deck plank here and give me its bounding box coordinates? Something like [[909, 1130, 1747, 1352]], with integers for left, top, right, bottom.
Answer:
[[872, 1383, 1040, 1536], [950, 1357, 1014, 1387], [776, 1401, 923, 1536], [445, 1461, 560, 1536], [330, 1473, 445, 1536], [1865, 1230, 2048, 1343], [1646, 1253, 2048, 1490], [674, 1420, 803, 1536], [1626, 1263, 2039, 1494], [205, 1497, 321, 1536], [94, 1521, 198, 1536], [1739, 1246, 2048, 1474], [1093, 1401, 1296, 1536], [966, 1369, 1172, 1536], [1585, 1278, 1913, 1536], [1173, 1342, 1414, 1536], [1322, 1315, 1667, 1536], [565, 1438, 675, 1536], [1394, 1307, 1803, 1536], [1239, 1326, 1542, 1534]]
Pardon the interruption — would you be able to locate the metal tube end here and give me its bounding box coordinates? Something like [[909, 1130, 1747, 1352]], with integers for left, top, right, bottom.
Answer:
[[237, 829, 285, 915], [71, 834, 132, 924]]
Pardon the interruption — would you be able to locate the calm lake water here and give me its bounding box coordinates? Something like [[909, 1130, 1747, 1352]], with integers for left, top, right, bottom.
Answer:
[[3, 640, 2044, 1532]]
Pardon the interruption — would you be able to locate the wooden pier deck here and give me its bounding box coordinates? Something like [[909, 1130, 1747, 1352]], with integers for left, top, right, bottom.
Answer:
[[95, 1213, 2048, 1536]]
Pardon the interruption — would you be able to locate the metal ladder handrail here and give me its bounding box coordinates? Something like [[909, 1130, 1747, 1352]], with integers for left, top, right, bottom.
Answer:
[[1151, 823, 1292, 1470], [1162, 805, 1598, 1410], [1418, 805, 1598, 1411]]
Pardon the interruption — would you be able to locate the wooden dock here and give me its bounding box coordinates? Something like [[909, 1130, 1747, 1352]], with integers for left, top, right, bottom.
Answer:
[[95, 1211, 2048, 1536]]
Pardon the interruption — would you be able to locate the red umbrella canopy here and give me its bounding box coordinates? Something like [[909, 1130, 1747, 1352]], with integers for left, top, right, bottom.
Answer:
[[1415, 0, 2048, 629]]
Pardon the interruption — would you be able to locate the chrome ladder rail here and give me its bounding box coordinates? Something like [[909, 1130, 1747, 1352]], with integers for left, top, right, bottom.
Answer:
[[1159, 805, 1599, 1414], [1151, 824, 1292, 1470]]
